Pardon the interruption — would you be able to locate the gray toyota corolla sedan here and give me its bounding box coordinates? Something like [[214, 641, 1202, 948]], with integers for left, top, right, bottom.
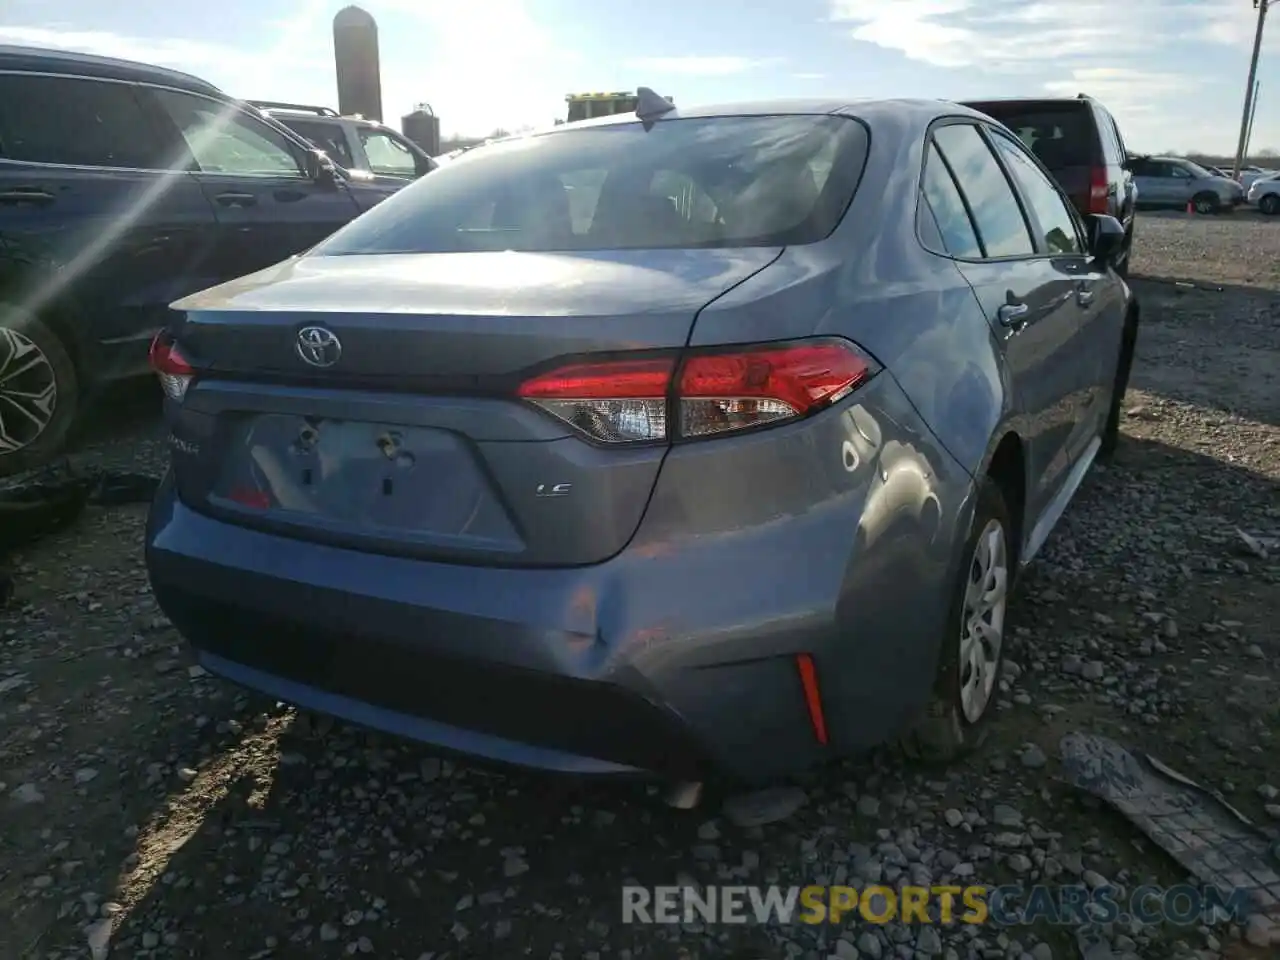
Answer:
[[145, 95, 1139, 784]]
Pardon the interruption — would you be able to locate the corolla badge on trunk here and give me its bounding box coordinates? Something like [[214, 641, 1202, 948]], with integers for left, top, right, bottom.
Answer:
[[296, 326, 342, 368]]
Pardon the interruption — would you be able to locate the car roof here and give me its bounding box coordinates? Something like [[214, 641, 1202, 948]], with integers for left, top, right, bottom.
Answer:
[[961, 96, 1096, 108], [521, 97, 993, 139], [267, 109, 384, 129], [573, 96, 982, 121], [0, 43, 222, 97]]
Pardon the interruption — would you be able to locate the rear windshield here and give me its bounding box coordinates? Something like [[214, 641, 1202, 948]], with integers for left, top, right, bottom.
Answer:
[[965, 103, 1098, 169], [312, 115, 869, 254]]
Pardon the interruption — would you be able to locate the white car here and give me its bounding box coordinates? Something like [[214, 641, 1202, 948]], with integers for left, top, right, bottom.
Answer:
[[1238, 165, 1277, 192], [1247, 172, 1280, 214]]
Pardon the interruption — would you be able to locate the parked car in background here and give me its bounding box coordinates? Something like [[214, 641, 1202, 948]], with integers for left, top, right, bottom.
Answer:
[[250, 102, 437, 182], [961, 94, 1136, 275], [0, 44, 403, 477], [1127, 156, 1244, 213], [146, 97, 1138, 783], [1247, 172, 1280, 213], [1237, 165, 1276, 192]]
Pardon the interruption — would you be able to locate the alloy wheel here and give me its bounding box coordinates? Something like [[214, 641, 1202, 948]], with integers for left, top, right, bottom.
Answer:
[[0, 327, 58, 454], [958, 518, 1008, 724], [1195, 197, 1215, 214]]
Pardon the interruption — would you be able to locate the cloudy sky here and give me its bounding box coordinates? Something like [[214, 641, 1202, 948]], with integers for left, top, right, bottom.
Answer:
[[2, 0, 1275, 154]]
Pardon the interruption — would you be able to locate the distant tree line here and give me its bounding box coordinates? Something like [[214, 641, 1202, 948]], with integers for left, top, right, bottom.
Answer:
[[1160, 147, 1279, 166], [439, 127, 538, 153]]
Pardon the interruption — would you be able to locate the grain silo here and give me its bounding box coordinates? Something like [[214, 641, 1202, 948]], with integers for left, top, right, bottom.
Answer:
[[333, 5, 382, 121], [401, 103, 441, 156]]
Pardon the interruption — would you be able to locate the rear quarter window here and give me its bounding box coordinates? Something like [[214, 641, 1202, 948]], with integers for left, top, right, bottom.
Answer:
[[919, 143, 983, 259]]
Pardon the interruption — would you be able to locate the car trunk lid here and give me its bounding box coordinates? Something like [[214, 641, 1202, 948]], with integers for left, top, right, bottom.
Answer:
[[165, 247, 782, 566]]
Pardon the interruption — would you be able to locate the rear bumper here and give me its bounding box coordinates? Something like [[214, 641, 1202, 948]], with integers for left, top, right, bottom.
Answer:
[[149, 477, 850, 781], [145, 377, 973, 781]]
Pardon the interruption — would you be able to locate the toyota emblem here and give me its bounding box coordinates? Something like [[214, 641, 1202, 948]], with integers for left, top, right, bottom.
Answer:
[[296, 326, 342, 368]]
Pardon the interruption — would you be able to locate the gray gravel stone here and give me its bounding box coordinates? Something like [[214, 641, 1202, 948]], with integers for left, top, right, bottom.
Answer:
[[1020, 745, 1048, 769]]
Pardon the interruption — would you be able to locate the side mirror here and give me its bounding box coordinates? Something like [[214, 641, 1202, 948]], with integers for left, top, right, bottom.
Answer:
[[1086, 214, 1125, 266], [304, 149, 339, 186], [414, 154, 436, 178]]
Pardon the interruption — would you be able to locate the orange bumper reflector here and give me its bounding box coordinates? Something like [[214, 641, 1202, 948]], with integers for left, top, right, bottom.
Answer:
[[795, 653, 829, 746]]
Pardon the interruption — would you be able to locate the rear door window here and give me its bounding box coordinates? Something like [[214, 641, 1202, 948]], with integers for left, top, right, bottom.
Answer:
[[933, 124, 1035, 258], [313, 115, 870, 254], [988, 131, 1084, 255], [0, 74, 165, 169], [280, 118, 355, 168]]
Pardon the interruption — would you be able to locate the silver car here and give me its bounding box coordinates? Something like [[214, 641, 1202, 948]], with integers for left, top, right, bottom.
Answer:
[[145, 98, 1137, 782], [1247, 172, 1280, 214], [1129, 156, 1244, 213]]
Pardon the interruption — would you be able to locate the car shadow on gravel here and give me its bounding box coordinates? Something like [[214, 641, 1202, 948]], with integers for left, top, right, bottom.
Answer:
[[1128, 276, 1280, 428]]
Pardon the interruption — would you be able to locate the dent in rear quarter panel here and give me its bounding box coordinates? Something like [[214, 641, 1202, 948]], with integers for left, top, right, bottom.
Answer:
[[617, 372, 974, 767]]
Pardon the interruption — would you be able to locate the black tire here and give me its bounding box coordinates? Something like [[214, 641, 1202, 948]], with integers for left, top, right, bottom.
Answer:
[[898, 479, 1014, 764], [1098, 305, 1139, 462], [1191, 192, 1219, 215], [1261, 194, 1280, 216], [0, 306, 79, 479], [1113, 226, 1134, 278]]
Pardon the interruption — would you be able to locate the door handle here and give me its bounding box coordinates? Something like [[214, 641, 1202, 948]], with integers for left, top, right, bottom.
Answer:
[[1076, 285, 1095, 307], [997, 302, 1030, 329], [215, 192, 257, 207], [0, 188, 54, 206]]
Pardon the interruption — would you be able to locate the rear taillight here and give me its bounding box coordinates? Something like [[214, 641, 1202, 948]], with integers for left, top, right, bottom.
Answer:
[[148, 330, 194, 401], [516, 338, 878, 444], [1087, 166, 1109, 215]]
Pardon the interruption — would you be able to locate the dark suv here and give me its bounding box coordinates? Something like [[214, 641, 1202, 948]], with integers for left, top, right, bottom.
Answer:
[[0, 45, 402, 476], [961, 95, 1136, 276]]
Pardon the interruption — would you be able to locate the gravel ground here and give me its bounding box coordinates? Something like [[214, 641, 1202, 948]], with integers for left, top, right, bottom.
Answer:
[[2, 212, 1279, 960]]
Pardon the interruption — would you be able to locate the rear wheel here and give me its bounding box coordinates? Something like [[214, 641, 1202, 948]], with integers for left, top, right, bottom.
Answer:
[[0, 306, 79, 479], [1192, 192, 1219, 215], [1099, 305, 1139, 462], [898, 480, 1012, 763], [1261, 194, 1280, 216], [1113, 225, 1134, 278]]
